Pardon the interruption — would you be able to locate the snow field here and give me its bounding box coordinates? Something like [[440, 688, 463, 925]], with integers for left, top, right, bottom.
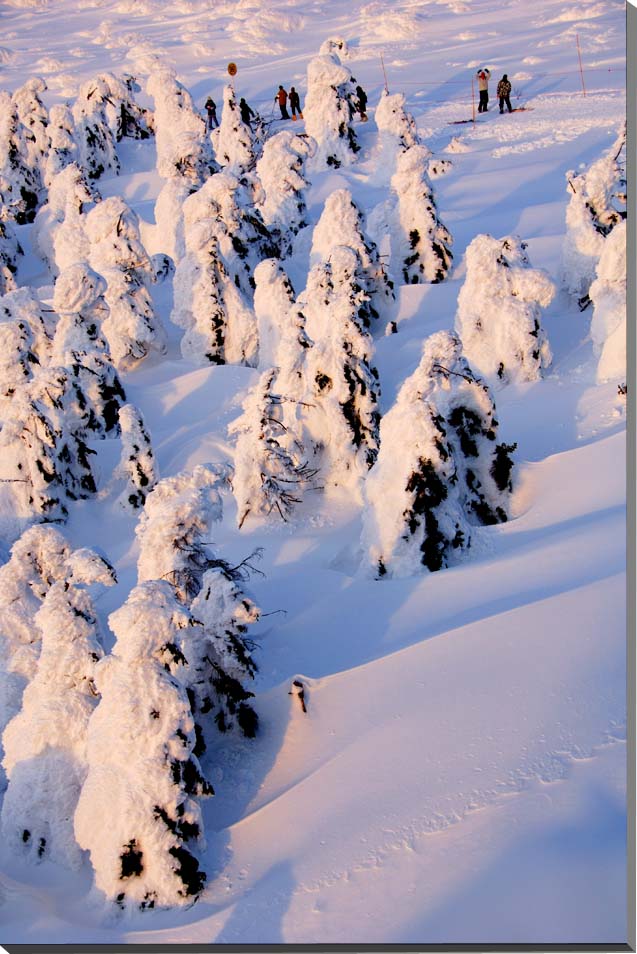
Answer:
[[0, 0, 629, 944]]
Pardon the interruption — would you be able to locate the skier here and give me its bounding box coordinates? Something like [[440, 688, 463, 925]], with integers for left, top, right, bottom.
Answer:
[[355, 84, 368, 121], [239, 97, 255, 129], [497, 74, 513, 113], [204, 96, 218, 130], [289, 86, 303, 120], [476, 68, 491, 112], [275, 85, 290, 120]]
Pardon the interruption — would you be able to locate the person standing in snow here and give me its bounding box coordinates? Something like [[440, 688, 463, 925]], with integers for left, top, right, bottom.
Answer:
[[355, 84, 368, 121], [204, 96, 218, 130], [289, 86, 303, 120], [497, 74, 513, 113], [240, 97, 255, 129], [476, 68, 491, 112], [275, 85, 290, 120]]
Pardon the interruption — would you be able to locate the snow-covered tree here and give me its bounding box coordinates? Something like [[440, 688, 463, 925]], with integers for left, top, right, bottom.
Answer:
[[33, 161, 99, 275], [375, 90, 419, 151], [188, 566, 260, 738], [72, 76, 121, 181], [153, 176, 196, 264], [182, 169, 278, 296], [254, 258, 310, 376], [300, 246, 381, 493], [229, 368, 319, 527], [0, 219, 22, 295], [589, 219, 626, 384], [1, 547, 115, 868], [85, 196, 167, 370], [51, 262, 126, 435], [171, 222, 257, 367], [136, 464, 260, 740], [320, 36, 350, 56], [0, 90, 41, 225], [304, 53, 360, 169], [115, 403, 157, 511], [12, 77, 49, 189], [147, 67, 215, 184], [99, 72, 153, 143], [0, 286, 53, 377], [44, 104, 78, 187], [455, 234, 554, 384], [255, 130, 315, 256], [75, 580, 212, 908], [562, 123, 626, 304], [311, 188, 395, 329], [0, 525, 71, 791], [362, 331, 516, 578], [391, 145, 453, 284], [211, 83, 256, 174]]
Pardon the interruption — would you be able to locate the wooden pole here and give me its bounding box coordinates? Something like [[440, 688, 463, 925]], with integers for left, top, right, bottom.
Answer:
[[380, 52, 389, 93], [576, 34, 586, 96], [471, 74, 476, 123]]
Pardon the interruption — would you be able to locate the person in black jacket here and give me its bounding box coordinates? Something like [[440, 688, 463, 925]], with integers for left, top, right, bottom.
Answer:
[[239, 97, 255, 128], [497, 74, 513, 113], [204, 97, 218, 130], [289, 86, 303, 120]]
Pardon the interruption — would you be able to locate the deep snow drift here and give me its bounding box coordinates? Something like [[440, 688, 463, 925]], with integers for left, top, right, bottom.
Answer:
[[0, 0, 629, 946]]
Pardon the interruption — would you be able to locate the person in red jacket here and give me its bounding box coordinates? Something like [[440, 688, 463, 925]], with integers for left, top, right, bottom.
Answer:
[[275, 85, 290, 120]]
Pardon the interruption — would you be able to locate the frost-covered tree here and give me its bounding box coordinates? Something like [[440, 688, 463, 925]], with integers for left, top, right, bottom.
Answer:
[[375, 90, 419, 151], [255, 130, 315, 256], [589, 219, 626, 384], [319, 37, 350, 58], [171, 223, 257, 367], [51, 262, 126, 435], [562, 123, 626, 304], [33, 161, 100, 275], [362, 331, 515, 578], [211, 83, 256, 174], [229, 368, 319, 527], [391, 145, 453, 284], [12, 77, 50, 189], [254, 258, 310, 375], [72, 76, 121, 181], [154, 177, 196, 264], [304, 52, 360, 169], [182, 169, 278, 296], [188, 566, 260, 738], [147, 67, 215, 183], [136, 464, 259, 739], [455, 234, 554, 384], [85, 196, 167, 369], [0, 525, 71, 791], [0, 219, 22, 295], [44, 104, 78, 188], [300, 246, 381, 492], [99, 72, 153, 143], [171, 170, 278, 366], [1, 547, 115, 868], [0, 286, 53, 383], [0, 90, 41, 225], [75, 580, 212, 908], [115, 403, 157, 511], [311, 188, 395, 329]]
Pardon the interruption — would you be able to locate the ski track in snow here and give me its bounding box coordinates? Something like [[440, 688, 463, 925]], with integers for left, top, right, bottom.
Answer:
[[0, 0, 628, 944]]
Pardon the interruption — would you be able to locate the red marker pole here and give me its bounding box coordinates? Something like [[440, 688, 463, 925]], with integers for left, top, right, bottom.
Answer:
[[471, 74, 476, 123]]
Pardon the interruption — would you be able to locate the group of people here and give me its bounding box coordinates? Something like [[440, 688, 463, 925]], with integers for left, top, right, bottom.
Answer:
[[203, 80, 370, 132], [476, 68, 513, 114]]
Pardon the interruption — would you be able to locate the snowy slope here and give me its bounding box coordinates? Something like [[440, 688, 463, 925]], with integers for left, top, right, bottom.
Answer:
[[0, 0, 629, 945]]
